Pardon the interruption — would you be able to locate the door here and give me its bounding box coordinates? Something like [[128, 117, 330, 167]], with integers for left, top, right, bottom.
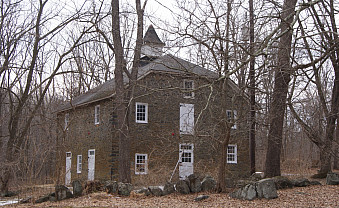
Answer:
[[88, 149, 95, 181], [179, 144, 194, 180], [65, 152, 72, 185], [180, 103, 194, 135]]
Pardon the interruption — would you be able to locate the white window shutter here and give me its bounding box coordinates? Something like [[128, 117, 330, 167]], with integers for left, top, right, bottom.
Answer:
[[180, 103, 194, 134]]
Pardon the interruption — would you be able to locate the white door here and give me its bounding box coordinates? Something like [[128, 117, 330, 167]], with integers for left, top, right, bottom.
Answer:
[[179, 144, 194, 180], [88, 149, 95, 181], [65, 152, 72, 185], [180, 103, 194, 134]]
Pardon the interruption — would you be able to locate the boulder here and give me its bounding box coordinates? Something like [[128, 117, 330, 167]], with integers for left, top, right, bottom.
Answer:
[[118, 182, 133, 196], [293, 178, 310, 187], [20, 196, 32, 204], [163, 182, 175, 195], [72, 180, 83, 197], [326, 173, 339, 185], [186, 174, 202, 193], [148, 186, 163, 196], [84, 180, 103, 194], [272, 176, 294, 189], [194, 195, 209, 201], [105, 181, 118, 194], [310, 180, 322, 186], [135, 187, 151, 196], [256, 178, 278, 199], [55, 185, 73, 201], [250, 172, 264, 181], [35, 194, 50, 203], [201, 176, 216, 192], [175, 180, 190, 194], [229, 183, 256, 201]]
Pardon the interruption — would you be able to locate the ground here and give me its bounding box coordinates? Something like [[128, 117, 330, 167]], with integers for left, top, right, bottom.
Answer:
[[1, 169, 339, 207], [1, 184, 338, 207]]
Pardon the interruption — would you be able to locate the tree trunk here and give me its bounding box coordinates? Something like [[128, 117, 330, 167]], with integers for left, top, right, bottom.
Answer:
[[0, 169, 10, 196], [217, 124, 230, 193], [249, 0, 256, 175], [264, 0, 297, 178], [111, 0, 131, 183]]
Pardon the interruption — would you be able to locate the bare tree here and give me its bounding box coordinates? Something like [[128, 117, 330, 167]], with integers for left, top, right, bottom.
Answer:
[[287, 0, 339, 177], [0, 0, 87, 195], [264, 0, 298, 178]]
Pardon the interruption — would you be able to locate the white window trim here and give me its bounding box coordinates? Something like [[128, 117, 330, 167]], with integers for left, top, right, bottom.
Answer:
[[77, 155, 82, 173], [95, 105, 100, 125], [183, 80, 194, 99], [64, 113, 69, 130], [226, 110, 237, 129], [179, 143, 194, 164], [135, 153, 148, 175], [227, 144, 237, 164], [135, 102, 148, 123]]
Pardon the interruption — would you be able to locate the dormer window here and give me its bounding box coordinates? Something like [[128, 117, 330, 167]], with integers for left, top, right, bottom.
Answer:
[[184, 80, 194, 98], [95, 105, 100, 125]]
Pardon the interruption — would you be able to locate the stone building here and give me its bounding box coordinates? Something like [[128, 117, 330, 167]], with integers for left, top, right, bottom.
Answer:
[[56, 25, 250, 186]]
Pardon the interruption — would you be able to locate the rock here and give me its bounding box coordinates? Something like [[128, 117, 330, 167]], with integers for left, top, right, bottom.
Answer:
[[250, 172, 264, 181], [293, 178, 310, 187], [163, 182, 175, 195], [186, 174, 202, 193], [135, 187, 151, 196], [242, 184, 257, 200], [105, 181, 118, 194], [175, 180, 190, 194], [236, 179, 253, 188], [55, 185, 73, 201], [256, 178, 278, 199], [273, 176, 294, 189], [201, 176, 216, 192], [20, 196, 32, 204], [310, 180, 322, 186], [118, 182, 133, 196], [230, 183, 257, 201], [84, 180, 103, 194], [326, 173, 339, 185], [72, 180, 83, 197], [35, 194, 51, 203], [148, 186, 163, 196], [194, 195, 209, 201]]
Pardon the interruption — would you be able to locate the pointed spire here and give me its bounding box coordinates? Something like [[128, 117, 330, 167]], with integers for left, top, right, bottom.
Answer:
[[141, 25, 165, 57], [143, 25, 165, 46]]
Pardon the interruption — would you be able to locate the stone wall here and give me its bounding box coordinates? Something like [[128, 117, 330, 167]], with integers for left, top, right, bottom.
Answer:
[[57, 71, 250, 185]]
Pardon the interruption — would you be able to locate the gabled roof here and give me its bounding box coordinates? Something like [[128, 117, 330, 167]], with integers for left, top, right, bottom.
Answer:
[[143, 25, 165, 46], [56, 54, 219, 112]]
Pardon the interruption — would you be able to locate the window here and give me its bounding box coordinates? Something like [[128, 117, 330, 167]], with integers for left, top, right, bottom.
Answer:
[[77, 155, 82, 173], [64, 113, 69, 130], [95, 105, 100, 124], [226, 110, 237, 129], [183, 80, 194, 98], [227, 145, 237, 164], [136, 103, 148, 123], [135, 154, 148, 174]]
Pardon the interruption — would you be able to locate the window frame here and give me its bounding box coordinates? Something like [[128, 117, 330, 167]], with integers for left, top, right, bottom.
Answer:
[[135, 153, 148, 175], [226, 110, 237, 129], [64, 113, 69, 130], [135, 102, 148, 123], [95, 105, 100, 125], [183, 80, 194, 99], [77, 155, 82, 173], [227, 144, 237, 164]]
